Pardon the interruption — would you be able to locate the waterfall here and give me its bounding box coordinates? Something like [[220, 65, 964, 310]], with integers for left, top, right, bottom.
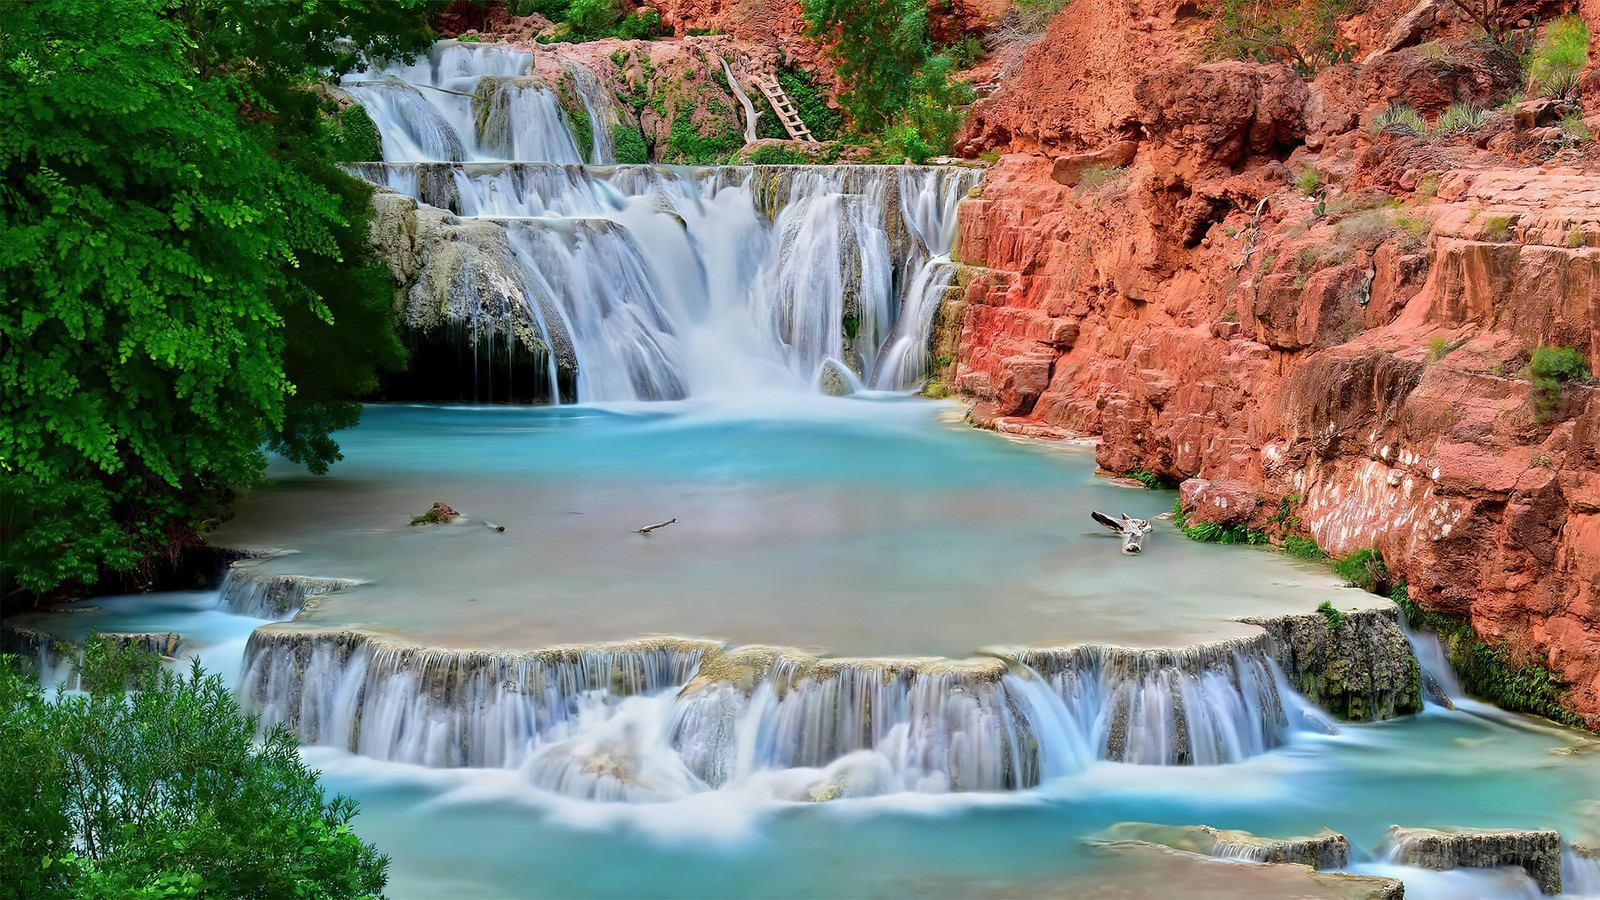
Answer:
[[239, 630, 1304, 798], [346, 41, 982, 401], [1400, 619, 1464, 706]]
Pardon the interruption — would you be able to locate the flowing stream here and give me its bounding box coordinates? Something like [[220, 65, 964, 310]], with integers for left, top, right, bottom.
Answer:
[[13, 40, 1599, 899]]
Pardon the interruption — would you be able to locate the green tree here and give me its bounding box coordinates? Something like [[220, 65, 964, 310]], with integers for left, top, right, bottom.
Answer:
[[0, 641, 387, 896], [801, 0, 931, 132], [0, 0, 435, 598]]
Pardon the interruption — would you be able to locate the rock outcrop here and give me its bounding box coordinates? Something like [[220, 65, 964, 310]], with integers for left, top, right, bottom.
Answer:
[[946, 0, 1600, 725], [1243, 606, 1424, 721], [1384, 826, 1563, 894], [1103, 822, 1352, 869]]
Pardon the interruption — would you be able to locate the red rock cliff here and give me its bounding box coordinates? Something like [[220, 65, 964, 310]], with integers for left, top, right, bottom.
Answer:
[[948, 0, 1600, 722]]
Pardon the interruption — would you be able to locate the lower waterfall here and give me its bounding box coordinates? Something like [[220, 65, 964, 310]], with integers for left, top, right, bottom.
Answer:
[[238, 629, 1301, 798]]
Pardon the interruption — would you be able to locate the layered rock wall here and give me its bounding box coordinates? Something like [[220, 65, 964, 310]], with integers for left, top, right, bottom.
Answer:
[[949, 0, 1600, 722]]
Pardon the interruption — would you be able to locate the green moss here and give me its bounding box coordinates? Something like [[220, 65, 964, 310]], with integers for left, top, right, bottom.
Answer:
[[1390, 583, 1584, 728], [1315, 600, 1345, 631], [746, 144, 813, 165], [612, 122, 648, 164], [1283, 536, 1326, 560], [1120, 469, 1177, 490], [1332, 548, 1387, 592], [1173, 498, 1270, 545], [665, 111, 743, 165], [326, 103, 383, 162], [1530, 345, 1591, 422], [564, 106, 593, 163]]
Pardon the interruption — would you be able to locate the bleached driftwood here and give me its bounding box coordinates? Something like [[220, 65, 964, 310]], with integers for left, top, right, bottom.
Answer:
[[1091, 511, 1152, 555], [634, 518, 678, 535]]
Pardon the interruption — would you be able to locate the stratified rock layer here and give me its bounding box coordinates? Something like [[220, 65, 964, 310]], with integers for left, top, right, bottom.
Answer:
[[1385, 826, 1563, 895], [1102, 822, 1352, 869]]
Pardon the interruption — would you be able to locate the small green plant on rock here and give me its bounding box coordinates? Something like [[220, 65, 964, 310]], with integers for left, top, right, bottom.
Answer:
[[1173, 499, 1270, 544], [1316, 600, 1346, 631], [1292, 165, 1323, 196], [1529, 345, 1591, 422], [1480, 215, 1515, 242], [1333, 548, 1388, 592], [1559, 112, 1592, 143], [1527, 15, 1590, 101], [1373, 102, 1428, 137], [1435, 101, 1488, 135]]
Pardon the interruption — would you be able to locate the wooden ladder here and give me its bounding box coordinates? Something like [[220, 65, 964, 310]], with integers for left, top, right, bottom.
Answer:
[[744, 65, 817, 143]]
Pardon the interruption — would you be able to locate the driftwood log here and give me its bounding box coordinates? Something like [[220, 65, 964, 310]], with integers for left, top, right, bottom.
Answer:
[[1091, 511, 1152, 555], [634, 518, 678, 535]]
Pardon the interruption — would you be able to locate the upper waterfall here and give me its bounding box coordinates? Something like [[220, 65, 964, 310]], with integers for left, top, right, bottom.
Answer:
[[346, 41, 981, 403]]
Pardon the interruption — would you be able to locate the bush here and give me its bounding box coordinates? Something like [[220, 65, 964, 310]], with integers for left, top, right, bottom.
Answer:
[[1527, 15, 1590, 100], [1373, 102, 1428, 137], [1283, 535, 1326, 560], [1529, 345, 1591, 421], [563, 0, 621, 37], [1292, 165, 1322, 195], [1332, 548, 1388, 592], [616, 8, 663, 40], [1206, 0, 1358, 76], [0, 641, 387, 896], [1435, 101, 1488, 134], [802, 0, 931, 132], [666, 112, 744, 164], [777, 68, 842, 141], [612, 122, 648, 163], [747, 144, 814, 165], [1480, 214, 1515, 242]]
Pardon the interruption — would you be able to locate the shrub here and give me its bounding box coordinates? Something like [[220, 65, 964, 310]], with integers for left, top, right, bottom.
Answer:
[[1332, 548, 1388, 592], [777, 68, 842, 141], [1480, 215, 1515, 241], [0, 641, 388, 896], [1206, 0, 1359, 76], [1316, 600, 1346, 630], [1293, 165, 1323, 195], [612, 122, 648, 164], [1435, 101, 1488, 134], [1527, 15, 1590, 100], [1078, 164, 1127, 191], [1374, 102, 1428, 137], [1529, 345, 1591, 421], [616, 8, 663, 39], [564, 0, 621, 37], [747, 144, 814, 165], [666, 112, 744, 164], [1283, 535, 1326, 560], [1560, 111, 1592, 143], [1426, 335, 1457, 362], [802, 0, 931, 132]]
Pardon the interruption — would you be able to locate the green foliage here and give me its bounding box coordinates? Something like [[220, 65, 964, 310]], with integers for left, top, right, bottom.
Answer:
[[1390, 583, 1584, 727], [1121, 469, 1173, 489], [565, 106, 594, 162], [0, 641, 388, 895], [802, 0, 931, 132], [612, 122, 649, 164], [617, 9, 664, 40], [1435, 101, 1488, 135], [1527, 15, 1590, 100], [327, 104, 384, 162], [1560, 111, 1592, 142], [1426, 335, 1458, 362], [949, 33, 987, 68], [1283, 536, 1326, 560], [1480, 214, 1515, 242], [666, 112, 744, 165], [1292, 165, 1323, 195], [777, 68, 842, 141], [564, 0, 622, 37], [1316, 600, 1346, 630], [1173, 500, 1270, 544], [747, 144, 815, 165], [0, 0, 432, 596], [1206, 0, 1358, 75], [1529, 345, 1591, 421], [1373, 102, 1428, 137], [1332, 548, 1388, 592]]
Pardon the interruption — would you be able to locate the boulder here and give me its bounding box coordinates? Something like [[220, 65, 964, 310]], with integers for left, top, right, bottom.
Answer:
[[1384, 826, 1562, 895], [1103, 822, 1351, 869]]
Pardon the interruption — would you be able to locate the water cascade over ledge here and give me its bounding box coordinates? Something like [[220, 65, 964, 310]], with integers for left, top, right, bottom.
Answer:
[[344, 42, 980, 402]]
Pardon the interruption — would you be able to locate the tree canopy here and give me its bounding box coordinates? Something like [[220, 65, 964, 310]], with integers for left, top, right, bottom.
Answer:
[[0, 0, 438, 598]]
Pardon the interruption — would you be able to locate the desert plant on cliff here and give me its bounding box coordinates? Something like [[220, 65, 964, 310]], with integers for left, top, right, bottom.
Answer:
[[1529, 345, 1591, 421], [1373, 102, 1429, 137], [1480, 215, 1516, 241], [1527, 15, 1590, 101], [1559, 111, 1592, 143], [1435, 101, 1489, 135], [0, 641, 388, 896], [1205, 0, 1358, 75], [1332, 549, 1389, 593], [1292, 165, 1323, 196]]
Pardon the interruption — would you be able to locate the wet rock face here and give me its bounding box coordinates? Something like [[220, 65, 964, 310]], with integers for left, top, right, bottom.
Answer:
[[1104, 822, 1351, 870], [1386, 826, 1563, 895], [1243, 607, 1423, 722]]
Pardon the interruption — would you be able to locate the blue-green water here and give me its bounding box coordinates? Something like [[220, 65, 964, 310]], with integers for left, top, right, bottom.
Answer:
[[20, 401, 1600, 898]]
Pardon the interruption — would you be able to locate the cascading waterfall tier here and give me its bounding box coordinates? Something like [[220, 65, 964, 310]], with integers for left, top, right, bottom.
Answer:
[[346, 39, 982, 402], [232, 613, 1412, 802]]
